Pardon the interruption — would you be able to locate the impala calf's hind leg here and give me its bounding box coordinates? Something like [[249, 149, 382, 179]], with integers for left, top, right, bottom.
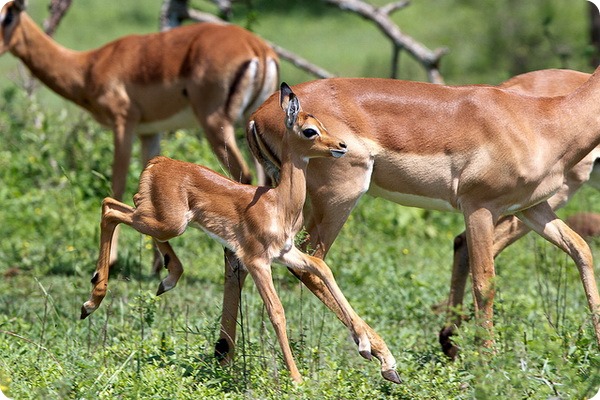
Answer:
[[155, 240, 184, 296], [82, 198, 136, 318]]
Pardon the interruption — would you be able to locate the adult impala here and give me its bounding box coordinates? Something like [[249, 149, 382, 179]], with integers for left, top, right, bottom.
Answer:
[[0, 0, 279, 268], [216, 68, 600, 362], [442, 69, 600, 358], [80, 83, 400, 384]]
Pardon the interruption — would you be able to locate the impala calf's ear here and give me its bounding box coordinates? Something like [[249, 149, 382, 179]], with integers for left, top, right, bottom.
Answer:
[[279, 82, 300, 129]]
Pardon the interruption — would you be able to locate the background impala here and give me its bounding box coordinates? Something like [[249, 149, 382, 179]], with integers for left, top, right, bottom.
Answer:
[[0, 0, 279, 269]]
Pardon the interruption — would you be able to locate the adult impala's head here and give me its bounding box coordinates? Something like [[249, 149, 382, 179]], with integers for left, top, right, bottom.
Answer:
[[276, 82, 347, 160], [0, 0, 24, 56]]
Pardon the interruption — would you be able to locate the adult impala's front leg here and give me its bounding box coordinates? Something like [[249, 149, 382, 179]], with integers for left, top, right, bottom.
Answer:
[[462, 206, 498, 350], [518, 202, 600, 347], [140, 134, 166, 276]]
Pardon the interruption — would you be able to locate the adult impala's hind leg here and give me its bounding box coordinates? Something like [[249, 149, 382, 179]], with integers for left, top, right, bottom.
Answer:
[[463, 205, 498, 349], [518, 202, 600, 347], [215, 249, 248, 363], [244, 259, 302, 383], [201, 112, 252, 184]]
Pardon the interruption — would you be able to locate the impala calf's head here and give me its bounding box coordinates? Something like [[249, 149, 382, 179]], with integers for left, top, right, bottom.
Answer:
[[279, 82, 347, 160]]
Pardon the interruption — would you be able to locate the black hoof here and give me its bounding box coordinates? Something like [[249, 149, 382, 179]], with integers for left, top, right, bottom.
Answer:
[[382, 368, 402, 384], [214, 338, 230, 361], [439, 326, 459, 360]]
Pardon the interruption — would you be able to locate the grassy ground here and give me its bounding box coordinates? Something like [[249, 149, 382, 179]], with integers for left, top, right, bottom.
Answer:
[[1, 1, 600, 398]]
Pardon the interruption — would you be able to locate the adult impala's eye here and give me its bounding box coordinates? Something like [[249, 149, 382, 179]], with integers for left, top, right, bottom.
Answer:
[[302, 128, 318, 138]]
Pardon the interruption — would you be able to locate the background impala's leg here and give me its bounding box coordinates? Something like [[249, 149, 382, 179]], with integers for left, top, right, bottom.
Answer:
[[518, 202, 600, 348], [207, 116, 251, 184], [81, 197, 135, 319], [463, 206, 497, 350], [216, 249, 248, 363], [245, 260, 302, 383], [140, 133, 165, 276], [108, 118, 137, 267]]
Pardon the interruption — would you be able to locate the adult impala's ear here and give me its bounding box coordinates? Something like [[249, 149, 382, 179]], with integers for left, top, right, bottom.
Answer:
[[13, 0, 26, 12], [279, 82, 300, 129], [1, 0, 25, 29]]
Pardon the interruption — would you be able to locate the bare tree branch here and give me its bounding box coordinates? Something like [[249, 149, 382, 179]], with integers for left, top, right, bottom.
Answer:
[[325, 0, 447, 83], [43, 0, 72, 36], [269, 43, 335, 79], [160, 0, 445, 82], [159, 0, 335, 78]]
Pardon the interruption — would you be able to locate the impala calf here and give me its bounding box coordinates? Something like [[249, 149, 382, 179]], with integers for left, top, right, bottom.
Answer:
[[219, 68, 600, 362], [80, 83, 400, 385], [0, 0, 278, 270], [442, 69, 600, 358]]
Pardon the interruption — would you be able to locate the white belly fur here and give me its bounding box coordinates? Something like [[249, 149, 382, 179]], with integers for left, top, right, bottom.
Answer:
[[368, 184, 458, 212], [136, 107, 198, 134]]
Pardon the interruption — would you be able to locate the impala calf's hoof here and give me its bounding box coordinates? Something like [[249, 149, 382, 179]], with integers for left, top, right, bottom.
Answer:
[[382, 368, 402, 384], [358, 336, 372, 360]]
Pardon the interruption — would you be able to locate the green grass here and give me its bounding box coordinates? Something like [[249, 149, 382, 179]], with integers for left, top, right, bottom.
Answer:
[[1, 0, 600, 398]]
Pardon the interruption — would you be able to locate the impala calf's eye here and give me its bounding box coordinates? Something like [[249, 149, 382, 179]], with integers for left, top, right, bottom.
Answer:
[[302, 128, 318, 138]]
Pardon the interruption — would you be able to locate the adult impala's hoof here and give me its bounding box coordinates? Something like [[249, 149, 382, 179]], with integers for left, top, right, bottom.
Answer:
[[156, 282, 166, 296], [80, 302, 96, 320], [381, 368, 402, 384], [439, 325, 459, 360], [214, 338, 230, 362], [156, 280, 176, 296]]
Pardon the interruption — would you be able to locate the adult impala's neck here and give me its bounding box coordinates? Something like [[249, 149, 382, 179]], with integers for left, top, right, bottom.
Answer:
[[272, 133, 309, 227], [11, 13, 86, 104]]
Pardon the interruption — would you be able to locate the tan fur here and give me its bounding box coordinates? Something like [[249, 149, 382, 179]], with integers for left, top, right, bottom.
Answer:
[[223, 68, 600, 360], [80, 84, 400, 384]]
